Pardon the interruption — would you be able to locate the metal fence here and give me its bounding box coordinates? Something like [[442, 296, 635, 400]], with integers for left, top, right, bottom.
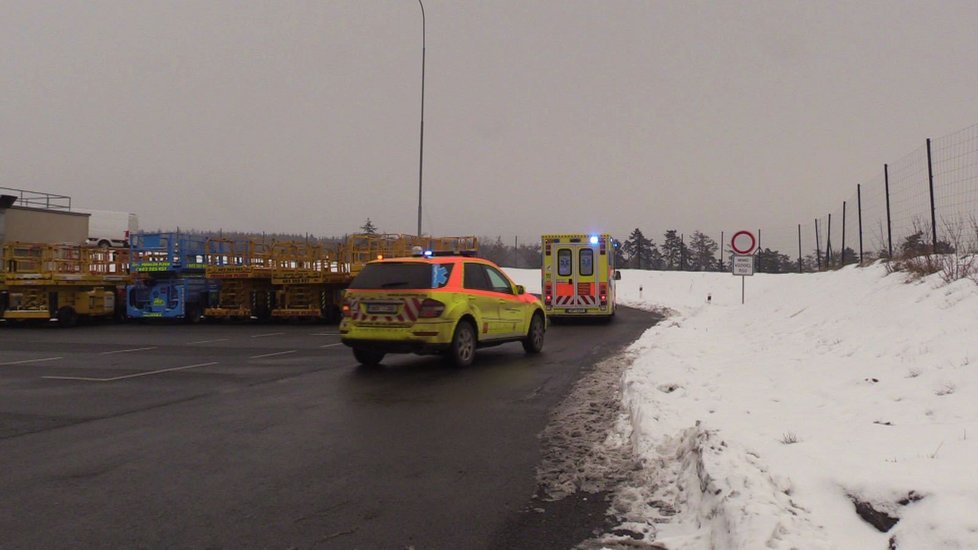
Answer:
[[660, 123, 978, 273], [809, 124, 978, 268], [439, 125, 978, 273]]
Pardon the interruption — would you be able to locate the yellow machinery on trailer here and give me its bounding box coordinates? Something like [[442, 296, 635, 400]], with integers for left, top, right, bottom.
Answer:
[[203, 238, 275, 320], [0, 242, 130, 326], [270, 241, 349, 322], [202, 234, 479, 323], [0, 245, 7, 317], [340, 234, 479, 271]]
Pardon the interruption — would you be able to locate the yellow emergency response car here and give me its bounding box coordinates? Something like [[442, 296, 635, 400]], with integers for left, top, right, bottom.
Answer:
[[340, 252, 546, 367], [541, 233, 620, 320]]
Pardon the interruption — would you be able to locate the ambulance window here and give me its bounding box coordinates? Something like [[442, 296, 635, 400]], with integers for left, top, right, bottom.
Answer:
[[580, 249, 594, 276], [557, 249, 572, 276], [463, 263, 492, 291], [484, 266, 514, 295]]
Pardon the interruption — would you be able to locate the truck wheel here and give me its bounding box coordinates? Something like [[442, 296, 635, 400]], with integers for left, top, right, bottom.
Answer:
[[353, 347, 385, 366], [522, 313, 545, 354], [322, 304, 342, 324], [448, 320, 476, 367], [184, 304, 202, 324], [56, 307, 78, 328]]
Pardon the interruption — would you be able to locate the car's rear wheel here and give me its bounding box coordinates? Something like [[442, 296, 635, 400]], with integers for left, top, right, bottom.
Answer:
[[522, 312, 545, 353], [353, 347, 385, 366], [448, 320, 476, 367]]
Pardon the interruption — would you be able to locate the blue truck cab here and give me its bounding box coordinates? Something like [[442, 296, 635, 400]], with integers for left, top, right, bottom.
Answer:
[[127, 232, 218, 321]]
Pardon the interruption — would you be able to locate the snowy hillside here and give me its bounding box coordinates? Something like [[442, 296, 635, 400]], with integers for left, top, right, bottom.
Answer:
[[505, 264, 978, 549]]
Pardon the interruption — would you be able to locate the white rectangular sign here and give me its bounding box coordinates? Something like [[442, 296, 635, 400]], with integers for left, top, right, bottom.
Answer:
[[732, 255, 755, 276]]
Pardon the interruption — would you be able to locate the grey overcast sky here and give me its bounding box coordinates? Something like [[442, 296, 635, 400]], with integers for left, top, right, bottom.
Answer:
[[3, 1, 978, 244]]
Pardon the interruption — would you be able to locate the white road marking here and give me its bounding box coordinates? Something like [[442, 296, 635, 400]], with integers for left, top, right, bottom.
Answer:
[[310, 332, 340, 336], [319, 343, 343, 349], [42, 362, 220, 382], [0, 356, 64, 366], [250, 332, 284, 339], [249, 350, 297, 359], [188, 338, 229, 345], [100, 346, 157, 355]]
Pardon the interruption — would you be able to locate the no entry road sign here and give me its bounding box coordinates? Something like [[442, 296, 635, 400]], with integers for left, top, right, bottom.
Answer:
[[731, 230, 757, 255]]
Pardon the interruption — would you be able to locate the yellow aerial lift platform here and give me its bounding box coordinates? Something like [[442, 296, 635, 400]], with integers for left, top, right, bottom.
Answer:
[[270, 241, 350, 321], [0, 242, 130, 326], [203, 238, 275, 320]]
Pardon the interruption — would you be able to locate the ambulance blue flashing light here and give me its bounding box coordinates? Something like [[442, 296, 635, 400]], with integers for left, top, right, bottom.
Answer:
[[423, 250, 434, 257], [589, 235, 599, 245]]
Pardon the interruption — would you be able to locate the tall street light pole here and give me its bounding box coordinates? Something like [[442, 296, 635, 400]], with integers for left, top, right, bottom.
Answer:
[[417, 0, 426, 237]]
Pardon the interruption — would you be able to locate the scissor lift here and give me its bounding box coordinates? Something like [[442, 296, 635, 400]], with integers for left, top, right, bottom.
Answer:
[[270, 241, 350, 322], [0, 242, 130, 326], [203, 238, 275, 320], [127, 232, 218, 322]]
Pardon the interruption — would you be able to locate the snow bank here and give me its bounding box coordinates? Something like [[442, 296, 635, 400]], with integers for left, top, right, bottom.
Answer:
[[506, 265, 978, 549]]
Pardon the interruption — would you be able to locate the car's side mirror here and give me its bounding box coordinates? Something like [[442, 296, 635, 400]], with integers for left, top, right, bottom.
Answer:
[[515, 284, 526, 295], [613, 271, 621, 280]]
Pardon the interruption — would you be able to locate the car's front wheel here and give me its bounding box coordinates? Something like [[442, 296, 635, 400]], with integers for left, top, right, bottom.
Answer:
[[522, 312, 545, 353], [353, 347, 385, 366], [448, 320, 476, 367]]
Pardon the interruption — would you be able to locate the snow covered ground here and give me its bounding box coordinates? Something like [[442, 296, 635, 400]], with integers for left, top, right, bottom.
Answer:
[[505, 264, 978, 549]]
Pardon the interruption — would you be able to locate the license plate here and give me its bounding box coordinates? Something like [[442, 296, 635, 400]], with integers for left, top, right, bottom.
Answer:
[[564, 308, 586, 313], [367, 304, 398, 314]]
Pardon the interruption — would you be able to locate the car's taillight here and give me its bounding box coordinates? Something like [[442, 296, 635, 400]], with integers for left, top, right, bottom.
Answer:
[[544, 283, 552, 305], [600, 283, 608, 305], [418, 298, 445, 318], [341, 302, 351, 315]]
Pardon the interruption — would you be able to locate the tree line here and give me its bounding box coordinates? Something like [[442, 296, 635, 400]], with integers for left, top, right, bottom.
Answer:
[[163, 218, 939, 274]]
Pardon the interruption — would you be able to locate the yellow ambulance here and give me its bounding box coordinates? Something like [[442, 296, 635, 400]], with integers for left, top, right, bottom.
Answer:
[[541, 234, 620, 320]]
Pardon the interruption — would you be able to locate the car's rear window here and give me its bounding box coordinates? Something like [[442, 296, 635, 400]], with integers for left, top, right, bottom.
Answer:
[[349, 262, 453, 290]]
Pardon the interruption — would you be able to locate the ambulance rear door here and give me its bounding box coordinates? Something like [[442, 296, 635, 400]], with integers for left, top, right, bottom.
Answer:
[[550, 239, 598, 314]]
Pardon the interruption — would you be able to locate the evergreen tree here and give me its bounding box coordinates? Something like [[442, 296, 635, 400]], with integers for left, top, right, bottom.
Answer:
[[757, 248, 794, 273], [623, 228, 654, 269], [360, 218, 378, 234], [661, 230, 688, 270], [688, 231, 719, 271], [647, 242, 664, 270]]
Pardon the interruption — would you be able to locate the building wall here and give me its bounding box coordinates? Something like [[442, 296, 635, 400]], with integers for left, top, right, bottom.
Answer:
[[0, 206, 89, 244]]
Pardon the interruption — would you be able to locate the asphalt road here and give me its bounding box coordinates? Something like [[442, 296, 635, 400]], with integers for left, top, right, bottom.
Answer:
[[0, 307, 659, 549]]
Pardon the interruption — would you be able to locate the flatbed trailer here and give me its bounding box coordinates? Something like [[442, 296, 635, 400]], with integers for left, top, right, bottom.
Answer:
[[0, 242, 130, 326]]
